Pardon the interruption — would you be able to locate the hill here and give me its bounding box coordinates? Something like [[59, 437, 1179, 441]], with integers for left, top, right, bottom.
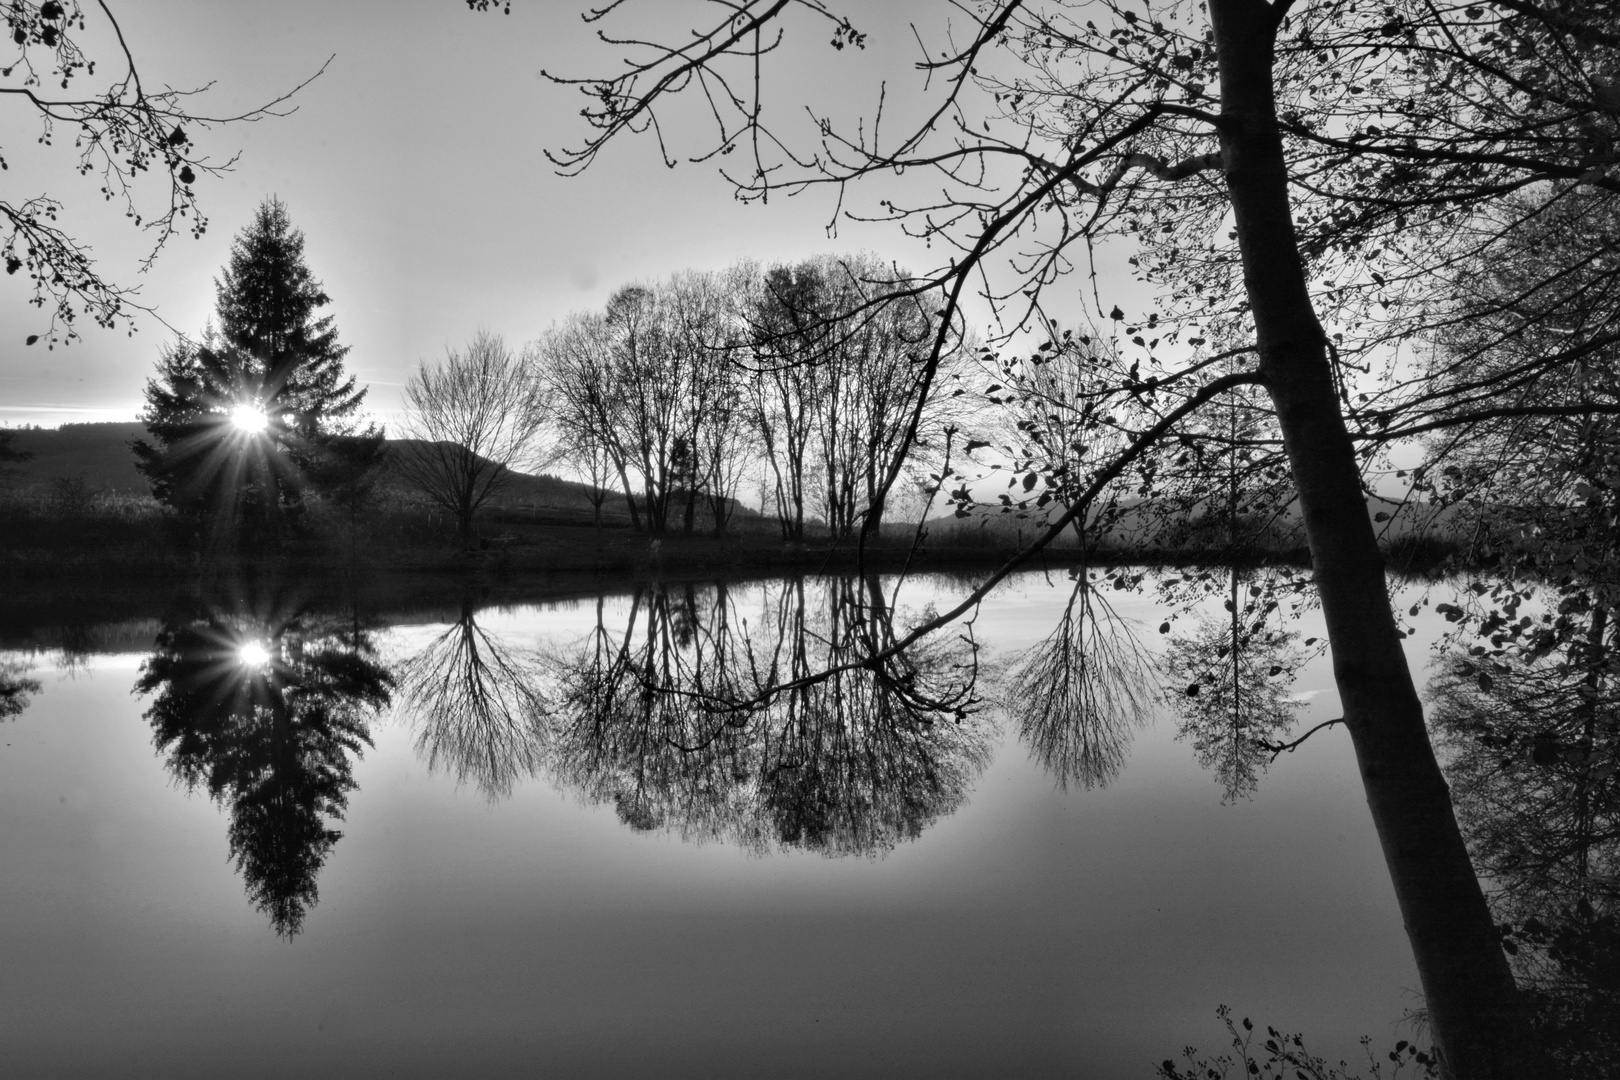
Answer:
[[0, 423, 759, 529], [1, 423, 150, 492]]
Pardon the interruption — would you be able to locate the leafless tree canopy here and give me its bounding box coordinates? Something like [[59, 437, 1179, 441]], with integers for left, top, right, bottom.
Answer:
[[538, 257, 969, 540], [394, 330, 549, 545], [3, 2, 327, 346], [487, 1, 1620, 1071]]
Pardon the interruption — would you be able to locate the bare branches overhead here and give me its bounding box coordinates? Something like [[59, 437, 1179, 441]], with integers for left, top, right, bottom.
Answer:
[[2, 1, 326, 346]]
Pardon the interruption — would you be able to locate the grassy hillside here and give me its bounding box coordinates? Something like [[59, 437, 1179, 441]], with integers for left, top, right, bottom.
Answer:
[[0, 423, 758, 530], [0, 423, 1448, 564], [1, 423, 150, 491]]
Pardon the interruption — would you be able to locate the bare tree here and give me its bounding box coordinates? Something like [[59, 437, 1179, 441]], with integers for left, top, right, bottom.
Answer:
[[567, 431, 620, 534], [484, 0, 1620, 1070], [540, 308, 644, 531], [3, 2, 326, 346], [394, 330, 548, 548]]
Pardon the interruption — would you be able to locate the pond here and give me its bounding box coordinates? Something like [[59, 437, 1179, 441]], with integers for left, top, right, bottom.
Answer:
[[0, 569, 1461, 1078]]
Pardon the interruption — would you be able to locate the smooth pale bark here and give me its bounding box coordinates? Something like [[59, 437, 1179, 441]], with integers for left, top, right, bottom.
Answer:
[[1209, 2, 1538, 1075]]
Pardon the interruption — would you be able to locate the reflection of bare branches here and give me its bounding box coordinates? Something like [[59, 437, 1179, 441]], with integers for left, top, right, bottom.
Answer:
[[395, 597, 550, 799], [545, 577, 994, 855], [1003, 576, 1157, 790], [1162, 571, 1305, 801]]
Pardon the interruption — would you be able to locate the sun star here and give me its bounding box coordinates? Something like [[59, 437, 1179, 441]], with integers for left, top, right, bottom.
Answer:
[[231, 403, 269, 435], [238, 641, 271, 668]]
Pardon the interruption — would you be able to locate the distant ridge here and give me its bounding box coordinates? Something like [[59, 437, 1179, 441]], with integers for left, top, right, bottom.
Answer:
[[0, 422, 752, 525], [1, 422, 149, 491]]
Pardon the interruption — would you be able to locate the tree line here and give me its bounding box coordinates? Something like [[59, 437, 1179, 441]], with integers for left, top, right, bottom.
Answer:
[[18, 1, 1620, 1072], [128, 197, 967, 552], [502, 1, 1620, 1075], [537, 253, 968, 541]]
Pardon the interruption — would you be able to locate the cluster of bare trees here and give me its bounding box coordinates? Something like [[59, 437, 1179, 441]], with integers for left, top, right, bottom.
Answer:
[[539, 255, 967, 539], [493, 0, 1620, 1071]]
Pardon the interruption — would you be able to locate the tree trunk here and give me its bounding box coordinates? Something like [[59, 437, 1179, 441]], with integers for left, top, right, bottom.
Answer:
[[613, 459, 642, 533], [1209, 3, 1536, 1075]]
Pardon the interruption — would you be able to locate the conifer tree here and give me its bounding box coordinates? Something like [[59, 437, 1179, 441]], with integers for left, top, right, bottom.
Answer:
[[135, 197, 381, 546]]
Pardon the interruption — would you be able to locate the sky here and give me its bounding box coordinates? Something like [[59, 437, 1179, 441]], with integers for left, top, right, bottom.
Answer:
[[2, 0, 1012, 428]]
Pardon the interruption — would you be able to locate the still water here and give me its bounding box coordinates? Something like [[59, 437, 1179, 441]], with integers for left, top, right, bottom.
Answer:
[[0, 571, 1434, 1078]]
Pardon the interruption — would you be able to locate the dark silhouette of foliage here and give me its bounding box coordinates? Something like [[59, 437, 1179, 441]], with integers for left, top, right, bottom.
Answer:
[[0, 430, 31, 463], [2, 3, 324, 346], [1429, 614, 1620, 1074], [133, 198, 380, 548], [508, 2, 1620, 1066], [1158, 1005, 1438, 1080], [0, 659, 41, 720], [135, 594, 391, 936]]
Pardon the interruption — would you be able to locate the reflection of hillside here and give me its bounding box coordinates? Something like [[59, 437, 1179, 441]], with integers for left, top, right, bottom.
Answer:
[[136, 595, 392, 936], [546, 577, 993, 855], [1429, 623, 1620, 1069]]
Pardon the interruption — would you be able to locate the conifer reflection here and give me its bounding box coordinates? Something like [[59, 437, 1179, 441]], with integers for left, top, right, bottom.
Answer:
[[547, 577, 992, 854], [394, 594, 550, 798], [1003, 575, 1156, 789], [136, 597, 391, 936], [1429, 620, 1620, 1065]]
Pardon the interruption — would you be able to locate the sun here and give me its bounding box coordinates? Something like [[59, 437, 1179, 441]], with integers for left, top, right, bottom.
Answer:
[[238, 641, 272, 668], [230, 403, 269, 434]]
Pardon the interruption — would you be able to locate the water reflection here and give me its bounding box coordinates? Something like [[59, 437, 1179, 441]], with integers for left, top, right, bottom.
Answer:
[[394, 593, 550, 798], [135, 594, 392, 936], [111, 568, 1354, 932], [545, 577, 993, 854], [1428, 619, 1620, 1068], [1161, 568, 1305, 801], [1, 659, 42, 720], [1003, 575, 1156, 789]]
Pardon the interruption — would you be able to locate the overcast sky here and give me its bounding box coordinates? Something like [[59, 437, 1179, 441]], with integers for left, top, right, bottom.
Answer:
[[2, 0, 1016, 428]]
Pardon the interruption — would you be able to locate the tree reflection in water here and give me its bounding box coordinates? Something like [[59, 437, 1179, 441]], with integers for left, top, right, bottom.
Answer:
[[1161, 568, 1305, 801], [1002, 574, 1156, 790], [1, 658, 42, 720], [393, 594, 550, 799], [1428, 617, 1620, 1069], [545, 576, 993, 855], [136, 593, 392, 936]]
